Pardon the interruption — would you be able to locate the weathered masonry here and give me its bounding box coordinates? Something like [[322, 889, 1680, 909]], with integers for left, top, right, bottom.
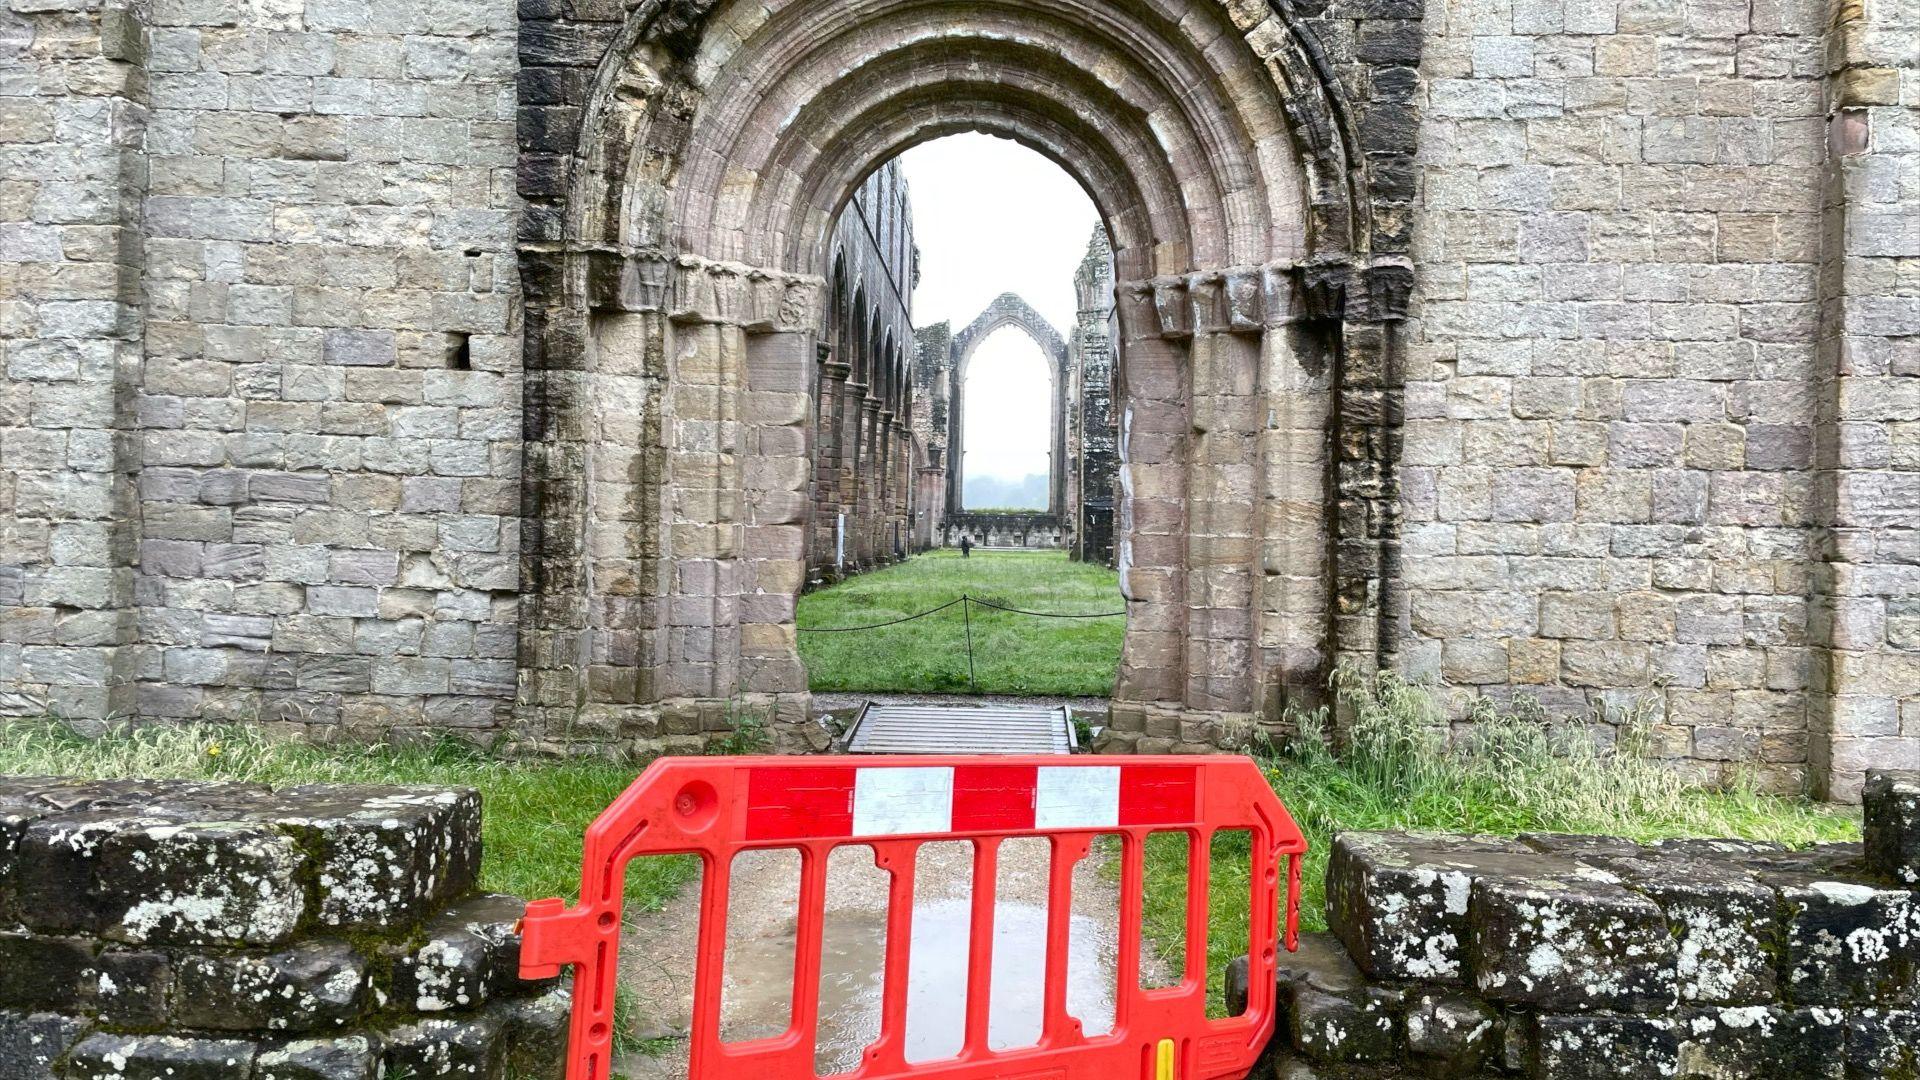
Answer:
[[0, 776, 565, 1080], [1233, 769, 1920, 1078], [0, 0, 1915, 798]]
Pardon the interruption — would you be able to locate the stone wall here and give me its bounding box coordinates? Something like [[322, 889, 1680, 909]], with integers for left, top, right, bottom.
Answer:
[[1398, 0, 1920, 799], [1, 0, 1915, 793], [0, 776, 565, 1079], [1229, 768, 1920, 1078]]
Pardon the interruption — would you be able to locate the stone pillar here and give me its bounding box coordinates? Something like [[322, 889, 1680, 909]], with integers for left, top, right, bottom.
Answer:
[[1112, 312, 1189, 707], [1186, 328, 1261, 715], [1809, 0, 1920, 800], [857, 395, 881, 565], [812, 355, 851, 575], [0, 0, 147, 721], [876, 408, 894, 561]]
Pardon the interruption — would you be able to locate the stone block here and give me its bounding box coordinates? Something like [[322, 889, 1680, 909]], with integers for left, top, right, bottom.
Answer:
[[380, 1014, 504, 1079], [1527, 1014, 1677, 1080], [1602, 855, 1777, 1005], [1845, 1009, 1919, 1079], [66, 1033, 261, 1080], [1325, 831, 1539, 981], [1402, 988, 1500, 1076], [15, 814, 306, 947], [1864, 770, 1920, 885], [1469, 872, 1676, 1011], [495, 986, 571, 1080], [265, 786, 481, 928], [0, 1011, 87, 1080], [1766, 870, 1918, 1005], [253, 1036, 381, 1080], [1273, 933, 1403, 1064], [394, 893, 530, 1011], [1672, 1007, 1845, 1079], [173, 940, 367, 1032]]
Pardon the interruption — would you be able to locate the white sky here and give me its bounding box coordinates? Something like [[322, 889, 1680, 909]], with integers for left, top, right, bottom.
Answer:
[[896, 134, 1102, 483]]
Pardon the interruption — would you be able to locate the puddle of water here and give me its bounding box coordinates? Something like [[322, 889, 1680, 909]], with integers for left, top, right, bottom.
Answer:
[[811, 897, 1122, 1071], [615, 841, 1151, 1079]]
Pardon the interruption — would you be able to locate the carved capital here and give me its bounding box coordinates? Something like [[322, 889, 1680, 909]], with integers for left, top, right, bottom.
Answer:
[[1118, 260, 1311, 338], [582, 248, 825, 331]]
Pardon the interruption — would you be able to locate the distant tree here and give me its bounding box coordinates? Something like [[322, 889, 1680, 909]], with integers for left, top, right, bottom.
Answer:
[[963, 472, 1047, 510]]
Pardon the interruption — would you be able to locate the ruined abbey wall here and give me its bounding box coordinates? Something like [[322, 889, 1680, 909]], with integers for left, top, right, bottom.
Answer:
[[0, 0, 1914, 796]]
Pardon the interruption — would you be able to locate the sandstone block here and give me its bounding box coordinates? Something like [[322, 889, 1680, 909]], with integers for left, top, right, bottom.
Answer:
[[1325, 831, 1537, 982], [380, 1014, 504, 1079], [1273, 933, 1403, 1064], [15, 814, 306, 947], [173, 940, 367, 1032], [66, 1032, 261, 1080], [393, 893, 530, 1012], [1527, 1014, 1677, 1080], [267, 786, 481, 929], [1469, 872, 1676, 1011], [1767, 870, 1918, 1005], [1864, 769, 1920, 885], [1844, 1009, 1919, 1078], [1601, 856, 1776, 1005], [1402, 988, 1500, 1075], [1673, 1007, 1845, 1079], [0, 1011, 87, 1080], [253, 1035, 381, 1080]]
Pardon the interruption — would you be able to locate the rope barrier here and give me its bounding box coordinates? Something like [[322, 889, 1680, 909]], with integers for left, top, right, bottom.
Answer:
[[796, 592, 1129, 687], [965, 596, 1129, 619], [793, 596, 966, 632], [796, 593, 1126, 632]]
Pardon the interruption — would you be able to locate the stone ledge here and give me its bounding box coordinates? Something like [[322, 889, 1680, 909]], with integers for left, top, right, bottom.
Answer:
[[1256, 770, 1920, 1078], [0, 776, 566, 1080]]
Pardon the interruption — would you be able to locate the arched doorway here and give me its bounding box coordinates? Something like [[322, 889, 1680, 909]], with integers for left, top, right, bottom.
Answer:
[[516, 0, 1404, 748]]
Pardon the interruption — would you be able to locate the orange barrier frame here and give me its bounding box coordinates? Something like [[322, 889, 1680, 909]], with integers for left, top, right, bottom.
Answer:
[[520, 755, 1307, 1080]]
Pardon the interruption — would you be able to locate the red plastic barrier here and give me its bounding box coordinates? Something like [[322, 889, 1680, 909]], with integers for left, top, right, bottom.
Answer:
[[520, 755, 1306, 1080]]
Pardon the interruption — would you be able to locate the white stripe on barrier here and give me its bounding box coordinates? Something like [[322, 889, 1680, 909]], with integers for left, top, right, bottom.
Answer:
[[852, 765, 955, 836], [1033, 766, 1120, 829]]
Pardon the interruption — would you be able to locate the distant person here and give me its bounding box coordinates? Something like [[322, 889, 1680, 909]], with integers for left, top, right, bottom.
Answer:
[[959, 536, 973, 558]]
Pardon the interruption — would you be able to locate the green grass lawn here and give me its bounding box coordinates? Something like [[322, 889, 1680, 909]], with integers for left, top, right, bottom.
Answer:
[[798, 549, 1125, 696]]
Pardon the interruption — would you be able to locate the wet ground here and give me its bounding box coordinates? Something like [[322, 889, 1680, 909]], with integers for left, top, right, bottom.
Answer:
[[615, 838, 1164, 1078]]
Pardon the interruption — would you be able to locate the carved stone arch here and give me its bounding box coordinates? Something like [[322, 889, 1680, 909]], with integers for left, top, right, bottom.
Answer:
[[516, 0, 1422, 746]]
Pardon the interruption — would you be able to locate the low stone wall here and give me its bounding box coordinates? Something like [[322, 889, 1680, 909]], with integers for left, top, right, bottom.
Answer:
[[0, 777, 566, 1079], [1094, 702, 1281, 755], [1229, 769, 1920, 1079], [944, 513, 1068, 549]]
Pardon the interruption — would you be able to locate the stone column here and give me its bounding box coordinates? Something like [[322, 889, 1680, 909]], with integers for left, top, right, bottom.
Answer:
[[812, 354, 851, 574], [0, 1, 147, 720], [858, 395, 881, 565], [1186, 327, 1262, 716], [1111, 303, 1189, 707], [1809, 0, 1920, 800]]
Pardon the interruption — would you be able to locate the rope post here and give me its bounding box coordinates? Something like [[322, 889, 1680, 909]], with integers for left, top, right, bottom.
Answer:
[[962, 593, 975, 688]]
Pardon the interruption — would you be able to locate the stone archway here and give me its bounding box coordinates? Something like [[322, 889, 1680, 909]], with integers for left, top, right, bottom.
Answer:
[[945, 294, 1070, 521], [515, 0, 1416, 748]]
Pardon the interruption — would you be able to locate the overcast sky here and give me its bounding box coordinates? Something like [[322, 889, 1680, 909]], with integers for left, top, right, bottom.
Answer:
[[896, 134, 1102, 485]]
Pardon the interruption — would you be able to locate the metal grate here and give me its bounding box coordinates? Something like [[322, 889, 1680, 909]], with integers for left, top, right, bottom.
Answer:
[[843, 701, 1077, 755]]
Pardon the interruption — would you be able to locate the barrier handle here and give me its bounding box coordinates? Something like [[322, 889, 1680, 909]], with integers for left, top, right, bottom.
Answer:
[[519, 897, 597, 980]]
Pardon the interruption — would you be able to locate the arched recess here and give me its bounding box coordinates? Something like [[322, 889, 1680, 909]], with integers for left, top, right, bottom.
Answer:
[[516, 0, 1415, 748], [945, 294, 1071, 520]]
